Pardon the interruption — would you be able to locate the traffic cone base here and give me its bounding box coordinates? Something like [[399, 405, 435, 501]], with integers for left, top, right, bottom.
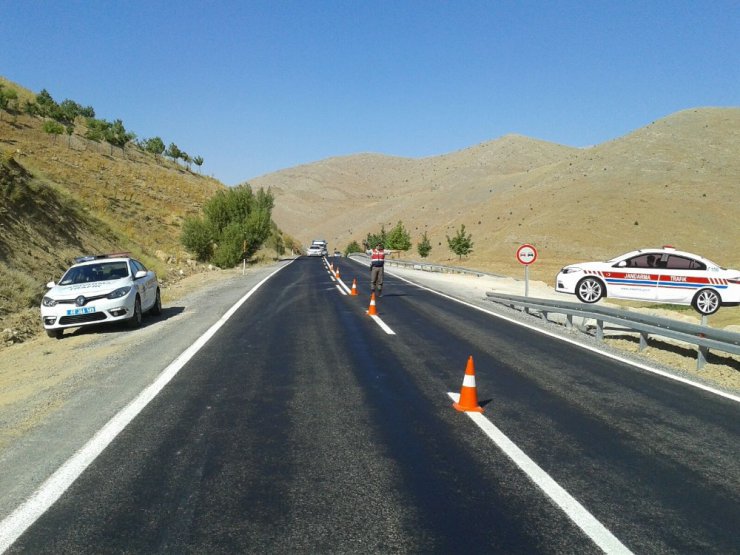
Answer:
[[367, 292, 378, 315], [453, 356, 484, 412]]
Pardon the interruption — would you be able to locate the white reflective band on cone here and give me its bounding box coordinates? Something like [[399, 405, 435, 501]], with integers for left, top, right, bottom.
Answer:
[[462, 374, 476, 387]]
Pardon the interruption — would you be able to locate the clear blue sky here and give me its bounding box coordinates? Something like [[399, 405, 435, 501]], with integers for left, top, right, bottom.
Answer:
[[2, 0, 738, 185]]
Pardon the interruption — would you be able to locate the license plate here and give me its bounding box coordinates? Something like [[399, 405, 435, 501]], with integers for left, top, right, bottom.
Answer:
[[66, 307, 96, 316]]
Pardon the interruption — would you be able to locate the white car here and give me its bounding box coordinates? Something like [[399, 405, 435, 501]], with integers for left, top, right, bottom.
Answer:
[[40, 254, 161, 338], [306, 245, 325, 257], [555, 247, 740, 315]]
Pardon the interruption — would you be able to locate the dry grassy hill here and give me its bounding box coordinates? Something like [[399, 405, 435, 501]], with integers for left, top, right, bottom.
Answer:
[[252, 107, 740, 284], [0, 77, 227, 343]]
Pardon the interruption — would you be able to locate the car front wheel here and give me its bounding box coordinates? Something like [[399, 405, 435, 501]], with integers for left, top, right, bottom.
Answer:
[[692, 289, 721, 315], [575, 277, 604, 303], [127, 296, 143, 328], [46, 329, 63, 339]]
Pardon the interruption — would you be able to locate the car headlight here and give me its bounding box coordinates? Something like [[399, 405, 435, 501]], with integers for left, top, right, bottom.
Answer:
[[107, 286, 132, 299], [42, 296, 57, 307], [559, 267, 582, 274]]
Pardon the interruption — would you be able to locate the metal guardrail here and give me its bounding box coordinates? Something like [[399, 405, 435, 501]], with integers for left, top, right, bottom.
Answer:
[[348, 253, 504, 278], [347, 253, 739, 369], [485, 292, 740, 370]]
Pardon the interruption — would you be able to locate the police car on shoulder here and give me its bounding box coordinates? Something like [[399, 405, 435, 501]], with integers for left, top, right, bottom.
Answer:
[[40, 253, 161, 338], [555, 246, 740, 315]]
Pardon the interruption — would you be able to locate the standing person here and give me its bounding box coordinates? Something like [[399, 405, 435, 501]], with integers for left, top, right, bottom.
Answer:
[[370, 242, 385, 297]]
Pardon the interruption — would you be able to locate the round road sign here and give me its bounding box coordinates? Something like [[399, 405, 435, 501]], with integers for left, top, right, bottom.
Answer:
[[516, 244, 538, 265]]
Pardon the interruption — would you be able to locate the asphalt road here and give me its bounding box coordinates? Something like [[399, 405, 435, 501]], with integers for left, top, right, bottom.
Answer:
[[4, 257, 739, 553]]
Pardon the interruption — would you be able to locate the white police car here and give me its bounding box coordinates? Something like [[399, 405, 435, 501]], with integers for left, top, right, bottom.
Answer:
[[306, 245, 326, 257], [40, 253, 161, 338], [555, 247, 740, 315]]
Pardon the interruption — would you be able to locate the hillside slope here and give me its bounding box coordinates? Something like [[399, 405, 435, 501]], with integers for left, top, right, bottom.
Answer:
[[0, 77, 228, 344], [252, 108, 740, 285]]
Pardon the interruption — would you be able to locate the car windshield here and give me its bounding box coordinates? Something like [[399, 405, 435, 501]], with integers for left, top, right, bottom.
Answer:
[[59, 261, 130, 285]]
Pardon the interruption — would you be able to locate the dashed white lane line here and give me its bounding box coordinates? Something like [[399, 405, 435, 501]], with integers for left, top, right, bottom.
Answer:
[[369, 314, 396, 335], [447, 392, 633, 555], [0, 262, 293, 554]]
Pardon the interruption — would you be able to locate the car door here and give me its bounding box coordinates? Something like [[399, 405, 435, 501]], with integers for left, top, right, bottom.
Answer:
[[655, 254, 707, 303], [610, 253, 659, 301], [131, 259, 154, 309]]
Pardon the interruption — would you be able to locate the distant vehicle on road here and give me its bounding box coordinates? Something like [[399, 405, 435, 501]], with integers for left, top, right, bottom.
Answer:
[[555, 246, 740, 315], [40, 254, 161, 338], [306, 245, 325, 257]]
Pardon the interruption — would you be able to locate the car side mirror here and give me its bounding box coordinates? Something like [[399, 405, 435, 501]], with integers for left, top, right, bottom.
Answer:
[[46, 281, 56, 288], [616, 261, 627, 268], [134, 270, 147, 279]]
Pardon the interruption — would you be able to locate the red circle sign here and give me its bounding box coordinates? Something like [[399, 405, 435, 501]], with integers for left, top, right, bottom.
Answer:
[[516, 244, 538, 265]]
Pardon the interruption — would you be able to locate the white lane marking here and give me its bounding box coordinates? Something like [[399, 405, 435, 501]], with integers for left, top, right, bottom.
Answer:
[[370, 314, 396, 335], [448, 392, 633, 555], [336, 277, 352, 295], [390, 272, 739, 403], [0, 262, 294, 554], [335, 284, 347, 296]]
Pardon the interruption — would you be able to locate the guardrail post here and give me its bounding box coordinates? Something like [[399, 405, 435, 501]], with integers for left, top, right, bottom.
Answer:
[[596, 320, 604, 342], [639, 332, 648, 351], [697, 346, 708, 370], [540, 310, 548, 323], [565, 314, 573, 329]]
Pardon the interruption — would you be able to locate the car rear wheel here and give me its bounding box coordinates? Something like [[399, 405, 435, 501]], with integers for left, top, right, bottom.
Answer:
[[127, 296, 143, 328], [692, 289, 721, 315], [576, 277, 604, 303], [149, 288, 162, 316]]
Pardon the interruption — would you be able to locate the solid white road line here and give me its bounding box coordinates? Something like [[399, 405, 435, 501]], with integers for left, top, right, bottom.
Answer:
[[447, 392, 633, 555], [0, 261, 294, 554], [389, 272, 740, 403], [335, 284, 347, 296]]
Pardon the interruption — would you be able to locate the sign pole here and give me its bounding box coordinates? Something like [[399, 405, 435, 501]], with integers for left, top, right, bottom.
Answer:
[[515, 243, 538, 298]]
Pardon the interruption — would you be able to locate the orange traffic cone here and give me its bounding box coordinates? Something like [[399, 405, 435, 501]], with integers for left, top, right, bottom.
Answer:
[[453, 356, 484, 412], [336, 267, 341, 279], [350, 278, 359, 295], [367, 292, 378, 315]]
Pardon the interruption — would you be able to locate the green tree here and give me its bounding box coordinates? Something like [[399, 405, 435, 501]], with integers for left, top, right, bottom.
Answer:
[[180, 217, 214, 260], [181, 185, 275, 267], [42, 120, 65, 143], [165, 142, 182, 162], [386, 220, 412, 252], [65, 124, 75, 148], [344, 240, 363, 256], [365, 225, 387, 251], [417, 231, 432, 258], [85, 118, 110, 142], [143, 137, 165, 158], [35, 89, 58, 118], [446, 224, 474, 259], [193, 155, 204, 173], [104, 119, 135, 155]]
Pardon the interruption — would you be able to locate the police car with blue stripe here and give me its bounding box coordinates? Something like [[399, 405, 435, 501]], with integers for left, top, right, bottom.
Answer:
[[555, 247, 740, 315]]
